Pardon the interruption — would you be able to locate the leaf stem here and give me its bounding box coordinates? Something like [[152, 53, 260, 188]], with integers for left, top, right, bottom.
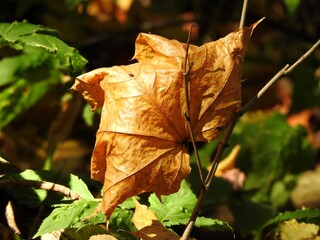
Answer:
[[183, 23, 205, 185], [181, 37, 320, 240]]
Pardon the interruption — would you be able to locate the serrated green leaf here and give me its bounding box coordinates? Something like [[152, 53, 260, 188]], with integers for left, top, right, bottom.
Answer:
[[33, 199, 99, 238], [0, 21, 87, 128], [195, 217, 233, 233], [149, 180, 196, 226], [68, 174, 94, 200], [0, 21, 87, 75], [148, 180, 232, 233], [82, 207, 136, 240], [0, 21, 58, 41], [261, 208, 320, 231]]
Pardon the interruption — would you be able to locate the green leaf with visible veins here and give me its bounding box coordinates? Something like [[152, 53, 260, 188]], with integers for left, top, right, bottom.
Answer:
[[0, 21, 87, 128], [149, 180, 233, 233], [0, 21, 87, 75], [33, 199, 99, 238], [149, 180, 196, 227]]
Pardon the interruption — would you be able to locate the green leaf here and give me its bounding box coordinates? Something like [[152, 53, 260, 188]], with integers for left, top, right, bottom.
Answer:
[[82, 104, 102, 127], [149, 180, 196, 227], [18, 169, 94, 200], [149, 180, 232, 233], [0, 47, 53, 86], [33, 199, 99, 238], [118, 196, 140, 210], [4, 169, 94, 207], [195, 217, 233, 233], [82, 104, 95, 127], [109, 208, 137, 239], [270, 180, 291, 208], [68, 175, 94, 200], [34, 198, 136, 238], [0, 21, 87, 75], [283, 0, 300, 14], [75, 206, 136, 240], [0, 48, 61, 129], [261, 208, 320, 231]]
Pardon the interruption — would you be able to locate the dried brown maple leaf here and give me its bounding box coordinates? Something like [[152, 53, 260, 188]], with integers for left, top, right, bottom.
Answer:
[[72, 21, 260, 219]]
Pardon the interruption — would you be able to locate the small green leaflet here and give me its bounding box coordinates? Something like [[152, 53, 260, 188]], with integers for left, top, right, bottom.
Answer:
[[0, 21, 87, 75], [149, 180, 233, 233]]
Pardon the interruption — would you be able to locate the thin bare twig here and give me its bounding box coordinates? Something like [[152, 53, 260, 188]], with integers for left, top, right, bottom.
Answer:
[[181, 35, 320, 240], [0, 179, 81, 200], [286, 39, 320, 73], [183, 23, 205, 185], [239, 0, 249, 29]]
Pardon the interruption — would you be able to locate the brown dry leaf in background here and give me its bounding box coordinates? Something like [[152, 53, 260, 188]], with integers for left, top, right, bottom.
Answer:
[[214, 144, 241, 177], [131, 198, 180, 240], [72, 20, 261, 218]]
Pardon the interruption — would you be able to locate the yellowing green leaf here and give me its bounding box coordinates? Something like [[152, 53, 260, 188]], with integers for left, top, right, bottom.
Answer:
[[279, 219, 320, 240]]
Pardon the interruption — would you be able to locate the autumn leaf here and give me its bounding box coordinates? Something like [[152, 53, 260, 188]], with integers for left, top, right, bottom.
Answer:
[[279, 219, 320, 240], [72, 20, 261, 218], [131, 198, 180, 240], [215, 144, 241, 177]]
